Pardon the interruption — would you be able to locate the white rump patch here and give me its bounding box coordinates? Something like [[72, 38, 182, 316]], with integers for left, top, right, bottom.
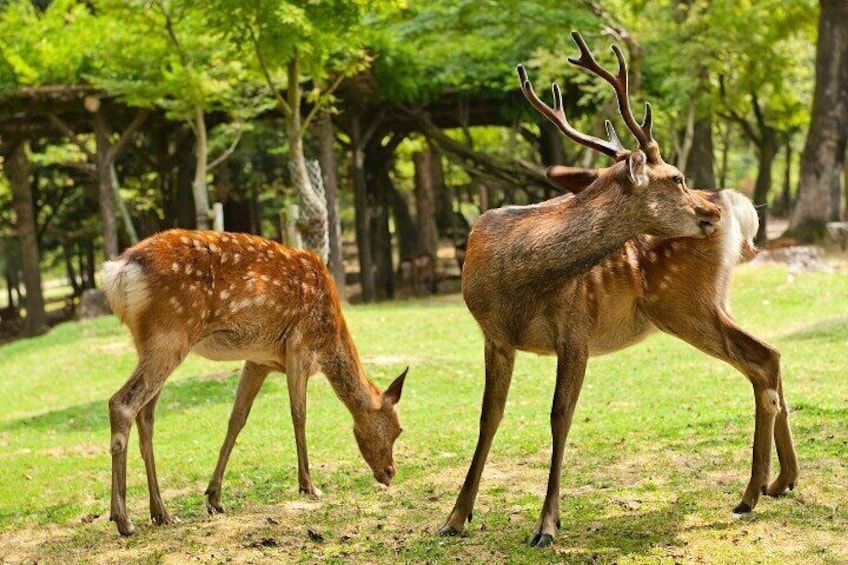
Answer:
[[102, 259, 150, 324], [717, 190, 759, 264]]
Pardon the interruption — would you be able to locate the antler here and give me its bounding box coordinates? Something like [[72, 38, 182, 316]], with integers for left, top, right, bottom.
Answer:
[[567, 31, 661, 163], [517, 64, 628, 161]]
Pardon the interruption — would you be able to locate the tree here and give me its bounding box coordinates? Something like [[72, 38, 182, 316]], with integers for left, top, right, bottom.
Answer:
[[201, 1, 376, 258], [91, 0, 268, 231], [0, 0, 143, 259], [789, 0, 848, 239], [4, 142, 46, 336], [709, 1, 815, 242]]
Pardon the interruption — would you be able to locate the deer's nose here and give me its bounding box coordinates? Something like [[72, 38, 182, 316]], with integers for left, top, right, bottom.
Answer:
[[696, 203, 721, 235]]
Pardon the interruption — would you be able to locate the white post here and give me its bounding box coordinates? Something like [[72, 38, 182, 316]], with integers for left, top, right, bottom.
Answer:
[[212, 202, 224, 232]]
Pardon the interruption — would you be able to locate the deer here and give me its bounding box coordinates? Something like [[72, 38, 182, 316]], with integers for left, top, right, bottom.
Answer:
[[101, 230, 408, 536], [398, 252, 439, 298], [438, 31, 733, 546]]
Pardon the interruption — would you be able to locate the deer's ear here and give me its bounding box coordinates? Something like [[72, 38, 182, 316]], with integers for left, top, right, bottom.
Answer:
[[545, 166, 601, 194], [626, 150, 649, 188], [383, 367, 408, 405]]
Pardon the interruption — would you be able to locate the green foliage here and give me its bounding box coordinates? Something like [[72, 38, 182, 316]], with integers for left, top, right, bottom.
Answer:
[[87, 0, 272, 122], [369, 1, 599, 102], [199, 0, 378, 95], [0, 0, 105, 93]]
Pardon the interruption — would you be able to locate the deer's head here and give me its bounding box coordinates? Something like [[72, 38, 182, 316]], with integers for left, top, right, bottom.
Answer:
[[353, 368, 408, 485], [519, 32, 721, 238]]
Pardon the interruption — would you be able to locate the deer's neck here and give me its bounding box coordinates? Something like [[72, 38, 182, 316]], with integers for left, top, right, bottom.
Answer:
[[318, 320, 381, 416], [543, 190, 637, 276], [488, 189, 637, 286]]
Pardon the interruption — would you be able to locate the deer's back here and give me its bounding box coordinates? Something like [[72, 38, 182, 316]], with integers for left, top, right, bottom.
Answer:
[[103, 230, 337, 363]]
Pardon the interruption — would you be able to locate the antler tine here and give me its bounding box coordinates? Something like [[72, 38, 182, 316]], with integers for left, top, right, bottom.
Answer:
[[517, 64, 628, 161], [604, 120, 625, 154], [568, 31, 661, 163]]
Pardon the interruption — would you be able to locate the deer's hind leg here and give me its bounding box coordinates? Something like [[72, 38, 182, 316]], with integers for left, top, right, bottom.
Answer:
[[648, 306, 797, 513], [528, 337, 588, 548], [110, 341, 188, 536], [205, 361, 271, 514], [286, 341, 321, 496], [136, 391, 169, 525], [438, 338, 515, 537]]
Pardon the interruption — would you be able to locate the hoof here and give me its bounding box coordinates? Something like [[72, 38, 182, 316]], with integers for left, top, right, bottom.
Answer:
[[732, 501, 753, 517], [111, 515, 136, 537], [527, 533, 554, 547], [437, 524, 463, 537], [151, 512, 172, 526], [766, 478, 797, 497], [299, 485, 323, 498], [206, 500, 224, 515]]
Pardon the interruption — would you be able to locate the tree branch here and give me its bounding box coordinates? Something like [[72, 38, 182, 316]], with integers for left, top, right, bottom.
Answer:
[[301, 71, 348, 137], [208, 128, 243, 170], [719, 107, 761, 148], [46, 114, 96, 161], [106, 110, 149, 162], [249, 23, 292, 116], [415, 111, 550, 193]]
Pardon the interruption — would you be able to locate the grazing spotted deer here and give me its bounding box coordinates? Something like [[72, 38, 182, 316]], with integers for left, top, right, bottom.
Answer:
[[102, 230, 407, 536], [439, 31, 727, 546]]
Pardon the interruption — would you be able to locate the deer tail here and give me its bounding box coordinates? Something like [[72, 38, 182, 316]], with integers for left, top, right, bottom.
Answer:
[[102, 258, 150, 325]]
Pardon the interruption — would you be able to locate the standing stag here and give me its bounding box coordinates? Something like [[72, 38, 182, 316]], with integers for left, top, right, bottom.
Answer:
[[439, 31, 728, 546], [102, 230, 407, 536]]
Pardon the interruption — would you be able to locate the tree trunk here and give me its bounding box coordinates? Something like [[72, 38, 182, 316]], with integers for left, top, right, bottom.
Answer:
[[92, 111, 120, 260], [6, 143, 46, 336], [84, 240, 96, 290], [429, 147, 452, 235], [192, 105, 212, 230], [110, 164, 139, 244], [539, 120, 566, 199], [315, 111, 346, 300], [350, 116, 376, 303], [779, 139, 793, 216], [285, 56, 328, 261], [367, 142, 395, 300], [753, 129, 779, 244], [718, 121, 731, 188], [388, 184, 418, 259], [64, 242, 81, 297], [686, 113, 716, 188], [413, 150, 439, 257], [789, 0, 848, 239], [830, 165, 843, 221]]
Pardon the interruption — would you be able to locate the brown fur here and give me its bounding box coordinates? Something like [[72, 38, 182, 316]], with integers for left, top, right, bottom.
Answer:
[[440, 188, 798, 544], [102, 229, 407, 536]]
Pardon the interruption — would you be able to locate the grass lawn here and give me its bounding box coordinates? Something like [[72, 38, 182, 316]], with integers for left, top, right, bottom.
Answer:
[[0, 261, 846, 564]]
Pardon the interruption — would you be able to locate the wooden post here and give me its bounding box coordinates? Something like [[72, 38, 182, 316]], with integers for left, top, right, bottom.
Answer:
[[212, 202, 224, 232]]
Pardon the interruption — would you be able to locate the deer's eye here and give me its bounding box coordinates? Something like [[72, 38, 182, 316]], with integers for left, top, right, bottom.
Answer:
[[672, 175, 685, 186]]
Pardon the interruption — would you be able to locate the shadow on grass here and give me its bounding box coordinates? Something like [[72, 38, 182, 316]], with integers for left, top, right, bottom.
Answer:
[[0, 370, 250, 433], [783, 316, 848, 342]]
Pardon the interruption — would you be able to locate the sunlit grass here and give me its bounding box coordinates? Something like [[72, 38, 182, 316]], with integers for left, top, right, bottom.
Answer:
[[0, 262, 846, 563]]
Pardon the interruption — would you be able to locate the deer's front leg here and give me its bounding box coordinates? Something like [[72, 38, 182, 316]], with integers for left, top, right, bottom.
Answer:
[[286, 347, 321, 497], [528, 340, 588, 548], [438, 339, 515, 537], [206, 362, 270, 514]]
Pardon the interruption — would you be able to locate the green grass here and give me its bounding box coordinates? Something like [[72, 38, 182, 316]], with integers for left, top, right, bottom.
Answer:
[[0, 262, 846, 564]]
